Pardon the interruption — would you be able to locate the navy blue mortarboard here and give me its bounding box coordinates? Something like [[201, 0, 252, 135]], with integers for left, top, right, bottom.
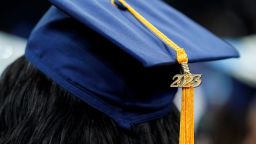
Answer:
[[25, 0, 239, 130]]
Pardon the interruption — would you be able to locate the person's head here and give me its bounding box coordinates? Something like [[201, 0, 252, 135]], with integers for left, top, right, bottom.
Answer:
[[0, 56, 180, 144], [0, 1, 239, 143]]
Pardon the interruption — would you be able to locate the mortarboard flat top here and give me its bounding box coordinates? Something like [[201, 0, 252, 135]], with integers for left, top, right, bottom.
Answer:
[[25, 0, 238, 128], [49, 0, 238, 66]]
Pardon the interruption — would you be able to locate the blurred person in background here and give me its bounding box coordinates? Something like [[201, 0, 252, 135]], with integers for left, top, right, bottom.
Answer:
[[243, 99, 256, 144]]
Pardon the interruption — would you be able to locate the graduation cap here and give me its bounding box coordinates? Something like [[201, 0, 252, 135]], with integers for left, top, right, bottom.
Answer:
[[25, 0, 239, 143]]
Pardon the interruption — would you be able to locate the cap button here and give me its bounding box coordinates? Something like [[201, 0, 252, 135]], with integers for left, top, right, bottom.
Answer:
[[112, 0, 127, 10]]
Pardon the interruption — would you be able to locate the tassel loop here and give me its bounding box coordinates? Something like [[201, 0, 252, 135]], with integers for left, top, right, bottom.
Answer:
[[177, 48, 188, 64]]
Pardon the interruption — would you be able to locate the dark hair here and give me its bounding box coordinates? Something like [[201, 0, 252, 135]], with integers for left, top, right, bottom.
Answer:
[[0, 56, 179, 144]]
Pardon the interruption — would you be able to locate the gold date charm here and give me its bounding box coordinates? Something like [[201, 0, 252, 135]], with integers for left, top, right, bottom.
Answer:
[[170, 74, 202, 88], [170, 63, 202, 88]]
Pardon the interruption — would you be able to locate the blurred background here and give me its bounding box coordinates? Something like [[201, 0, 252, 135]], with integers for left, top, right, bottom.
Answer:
[[0, 0, 256, 144]]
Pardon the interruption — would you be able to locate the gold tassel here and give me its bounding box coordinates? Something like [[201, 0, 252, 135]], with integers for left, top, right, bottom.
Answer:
[[177, 51, 195, 144], [111, 1, 202, 144], [179, 87, 194, 144]]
